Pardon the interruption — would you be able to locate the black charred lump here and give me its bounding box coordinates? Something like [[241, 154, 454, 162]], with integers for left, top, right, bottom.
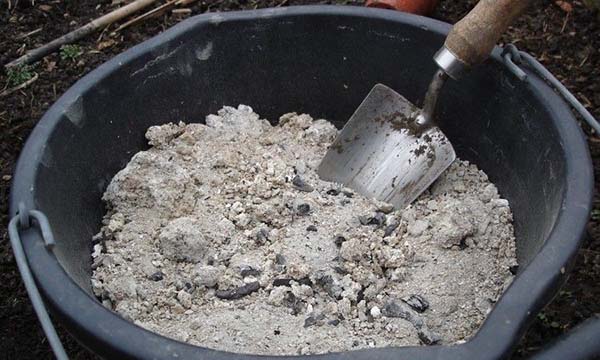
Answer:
[[418, 329, 441, 345], [296, 203, 311, 215], [334, 235, 346, 247], [326, 189, 341, 196], [239, 265, 261, 277], [215, 281, 260, 300], [328, 319, 340, 326], [255, 228, 269, 245], [283, 292, 304, 315], [359, 212, 386, 226], [402, 294, 430, 313], [384, 222, 400, 237], [292, 176, 314, 192], [149, 271, 164, 281], [383, 300, 413, 320], [273, 277, 312, 287], [303, 313, 326, 328], [306, 225, 318, 232]]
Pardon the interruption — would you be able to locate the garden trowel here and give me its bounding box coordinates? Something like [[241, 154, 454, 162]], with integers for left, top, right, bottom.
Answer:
[[318, 0, 531, 209]]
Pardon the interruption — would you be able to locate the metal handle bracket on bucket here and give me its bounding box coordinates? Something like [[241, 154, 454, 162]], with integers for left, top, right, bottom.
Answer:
[[501, 43, 600, 135], [8, 203, 69, 360]]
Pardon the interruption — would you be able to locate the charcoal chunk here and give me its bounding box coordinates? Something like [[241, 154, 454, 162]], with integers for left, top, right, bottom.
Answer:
[[239, 265, 261, 277], [273, 278, 293, 287], [273, 277, 312, 287], [326, 189, 340, 196], [283, 292, 303, 315], [215, 281, 260, 300], [359, 212, 386, 226], [303, 313, 326, 328], [306, 225, 318, 232], [384, 223, 400, 237], [358, 215, 371, 225], [402, 294, 429, 313], [255, 228, 270, 245], [334, 235, 346, 247], [292, 176, 314, 192], [149, 271, 164, 281], [328, 319, 340, 326], [418, 329, 441, 345], [296, 203, 311, 215]]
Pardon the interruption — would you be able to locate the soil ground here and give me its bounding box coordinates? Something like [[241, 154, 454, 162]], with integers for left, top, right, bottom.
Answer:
[[0, 0, 598, 358]]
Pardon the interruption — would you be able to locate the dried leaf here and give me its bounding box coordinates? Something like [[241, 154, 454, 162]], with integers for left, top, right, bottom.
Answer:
[[555, 1, 573, 12], [97, 39, 116, 50]]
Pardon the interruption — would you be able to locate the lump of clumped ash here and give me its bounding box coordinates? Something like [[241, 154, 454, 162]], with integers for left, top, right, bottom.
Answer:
[[91, 105, 518, 355]]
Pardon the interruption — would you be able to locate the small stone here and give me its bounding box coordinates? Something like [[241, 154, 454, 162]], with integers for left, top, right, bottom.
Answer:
[[292, 176, 314, 192], [267, 286, 290, 306], [193, 265, 220, 288], [378, 203, 394, 214], [402, 294, 429, 313], [291, 283, 313, 300], [370, 306, 382, 319], [326, 189, 340, 196], [149, 271, 164, 281], [306, 225, 318, 232], [177, 290, 192, 309], [296, 203, 311, 215], [407, 220, 429, 236], [287, 263, 312, 280], [480, 184, 498, 202], [328, 319, 340, 326], [491, 198, 510, 208]]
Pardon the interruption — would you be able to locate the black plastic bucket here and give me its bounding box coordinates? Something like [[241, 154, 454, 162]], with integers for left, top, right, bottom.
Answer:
[[9, 5, 593, 360]]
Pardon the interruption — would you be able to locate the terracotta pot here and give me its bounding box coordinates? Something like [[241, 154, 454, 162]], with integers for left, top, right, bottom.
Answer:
[[365, 0, 439, 16]]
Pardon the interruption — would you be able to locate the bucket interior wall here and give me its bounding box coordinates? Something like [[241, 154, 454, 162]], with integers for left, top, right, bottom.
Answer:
[[31, 13, 565, 293]]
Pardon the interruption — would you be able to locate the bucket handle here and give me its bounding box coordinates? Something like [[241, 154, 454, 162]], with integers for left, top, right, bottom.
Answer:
[[8, 203, 68, 360], [501, 43, 600, 135]]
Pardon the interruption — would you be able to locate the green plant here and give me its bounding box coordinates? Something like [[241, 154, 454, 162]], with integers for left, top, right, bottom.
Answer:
[[6, 65, 34, 87], [60, 44, 83, 61]]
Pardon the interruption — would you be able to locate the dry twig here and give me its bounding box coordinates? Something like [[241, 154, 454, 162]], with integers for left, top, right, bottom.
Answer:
[[5, 0, 160, 68], [0, 73, 39, 97]]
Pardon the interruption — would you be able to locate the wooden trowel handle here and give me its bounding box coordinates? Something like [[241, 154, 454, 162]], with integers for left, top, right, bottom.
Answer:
[[445, 0, 532, 67]]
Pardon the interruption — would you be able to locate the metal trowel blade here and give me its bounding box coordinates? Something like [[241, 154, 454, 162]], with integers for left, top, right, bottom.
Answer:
[[318, 83, 456, 210]]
